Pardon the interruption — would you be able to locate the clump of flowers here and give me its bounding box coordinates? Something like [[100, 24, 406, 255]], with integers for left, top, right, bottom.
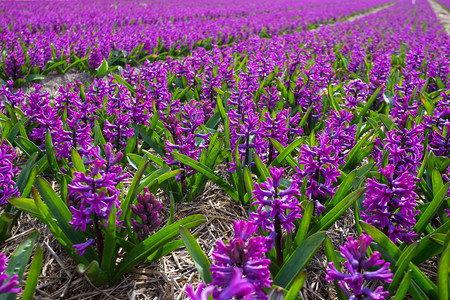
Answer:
[[186, 268, 254, 300], [324, 110, 357, 164], [343, 79, 369, 110], [250, 167, 301, 265], [68, 143, 129, 258], [0, 253, 21, 294], [326, 234, 393, 299], [373, 122, 424, 177], [0, 140, 19, 205], [294, 135, 341, 216], [361, 165, 418, 244], [209, 220, 272, 299], [131, 187, 162, 242]]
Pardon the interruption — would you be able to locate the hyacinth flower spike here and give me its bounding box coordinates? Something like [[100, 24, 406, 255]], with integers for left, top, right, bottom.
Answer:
[[326, 235, 393, 300], [0, 140, 19, 205], [68, 144, 129, 261], [250, 166, 301, 266], [361, 164, 418, 244], [208, 220, 272, 299]]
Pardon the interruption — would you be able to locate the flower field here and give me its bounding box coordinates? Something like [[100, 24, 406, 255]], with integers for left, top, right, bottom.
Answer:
[[0, 0, 449, 299]]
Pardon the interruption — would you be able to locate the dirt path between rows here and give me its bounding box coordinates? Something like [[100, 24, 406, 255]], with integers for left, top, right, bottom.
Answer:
[[430, 0, 450, 34]]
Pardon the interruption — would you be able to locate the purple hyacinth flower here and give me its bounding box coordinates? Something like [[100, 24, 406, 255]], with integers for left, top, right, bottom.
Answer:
[[294, 135, 340, 215], [0, 253, 21, 294], [186, 282, 215, 300], [343, 79, 369, 110], [72, 239, 95, 257], [361, 165, 418, 244], [0, 140, 19, 205], [68, 144, 129, 256], [210, 220, 272, 299], [131, 187, 162, 241], [250, 167, 301, 233], [218, 268, 254, 300], [325, 235, 392, 300]]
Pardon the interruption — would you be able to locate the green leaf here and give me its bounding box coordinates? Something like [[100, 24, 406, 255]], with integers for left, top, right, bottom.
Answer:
[[7, 197, 42, 219], [123, 135, 137, 158], [308, 188, 365, 235], [419, 93, 433, 116], [15, 137, 44, 159], [394, 270, 412, 300], [22, 246, 43, 300], [413, 221, 450, 264], [438, 245, 450, 300], [269, 138, 304, 168], [71, 148, 86, 173], [16, 152, 38, 195], [119, 155, 149, 226], [294, 200, 313, 247], [2, 230, 38, 300], [328, 170, 356, 207], [78, 260, 108, 287], [180, 226, 212, 283], [45, 130, 60, 175], [414, 183, 449, 235], [146, 239, 185, 261], [432, 169, 444, 197], [96, 59, 109, 78], [344, 127, 378, 172], [171, 152, 239, 202], [389, 242, 418, 294], [284, 271, 306, 300], [254, 154, 270, 180], [274, 232, 326, 288], [379, 114, 395, 131], [270, 139, 298, 169], [358, 84, 384, 121], [361, 221, 438, 299], [327, 84, 340, 115], [112, 214, 206, 283], [243, 166, 255, 204], [324, 236, 346, 300], [101, 205, 117, 278], [35, 177, 85, 244]]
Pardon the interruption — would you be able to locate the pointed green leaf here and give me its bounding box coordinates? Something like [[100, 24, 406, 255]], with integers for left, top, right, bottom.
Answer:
[[112, 214, 206, 283], [180, 226, 212, 283], [274, 232, 326, 288], [438, 246, 450, 300], [414, 183, 449, 235], [2, 231, 38, 300], [22, 246, 43, 300], [171, 152, 239, 201]]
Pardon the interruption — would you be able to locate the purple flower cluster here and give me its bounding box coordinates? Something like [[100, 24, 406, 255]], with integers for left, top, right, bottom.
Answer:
[[373, 122, 424, 177], [0, 253, 21, 294], [0, 140, 19, 205], [164, 100, 210, 182], [131, 187, 162, 242], [69, 144, 128, 256], [54, 112, 94, 159], [250, 167, 301, 234], [343, 79, 369, 110], [187, 268, 254, 300], [362, 165, 418, 244], [294, 135, 341, 215], [325, 235, 393, 300], [209, 220, 272, 299], [0, 81, 25, 114], [324, 110, 357, 164]]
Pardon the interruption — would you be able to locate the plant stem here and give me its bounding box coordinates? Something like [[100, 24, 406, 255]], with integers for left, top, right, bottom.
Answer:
[[274, 214, 283, 266], [93, 213, 104, 264]]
